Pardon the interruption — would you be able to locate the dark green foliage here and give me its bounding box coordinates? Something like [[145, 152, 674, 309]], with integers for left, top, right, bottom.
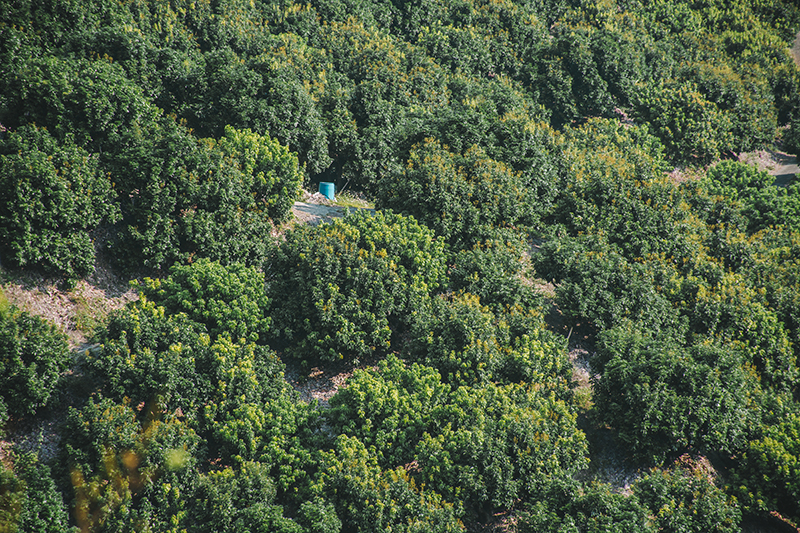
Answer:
[[376, 139, 533, 247], [196, 336, 319, 496], [269, 210, 447, 364], [314, 435, 463, 533], [112, 123, 298, 270], [633, 459, 741, 533], [138, 259, 271, 344], [548, 119, 693, 261], [0, 54, 160, 154], [0, 125, 119, 279], [86, 297, 212, 412], [0, 464, 24, 532], [448, 234, 541, 310], [405, 292, 513, 386], [327, 355, 587, 519], [403, 292, 570, 388], [189, 462, 301, 533], [538, 26, 615, 126], [593, 325, 753, 463], [60, 396, 200, 532], [519, 459, 741, 533], [297, 497, 342, 533], [729, 397, 800, 523], [785, 113, 800, 156], [0, 303, 71, 423], [214, 125, 304, 224], [518, 480, 653, 533], [534, 237, 681, 332], [704, 160, 800, 234], [87, 288, 317, 498], [682, 62, 776, 154], [747, 226, 800, 348], [675, 267, 799, 392], [635, 81, 731, 165], [415, 382, 587, 516], [6, 454, 76, 533], [3, 0, 800, 529], [632, 54, 779, 163], [326, 356, 451, 468]]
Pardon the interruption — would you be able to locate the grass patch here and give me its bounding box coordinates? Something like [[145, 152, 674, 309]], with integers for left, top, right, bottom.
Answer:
[[70, 288, 112, 337], [333, 191, 375, 210]]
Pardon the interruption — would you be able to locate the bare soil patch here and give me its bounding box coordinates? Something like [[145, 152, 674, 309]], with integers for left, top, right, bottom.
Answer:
[[292, 190, 376, 226], [1, 259, 137, 348], [284, 362, 354, 407], [739, 149, 798, 186]]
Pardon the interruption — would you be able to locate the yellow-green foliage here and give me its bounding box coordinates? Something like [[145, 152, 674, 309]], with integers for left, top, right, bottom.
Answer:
[[269, 210, 447, 364]]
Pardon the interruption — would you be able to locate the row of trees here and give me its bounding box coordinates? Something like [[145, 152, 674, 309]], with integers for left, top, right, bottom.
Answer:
[[2, 0, 800, 531], [2, 0, 800, 279], [0, 215, 743, 531]]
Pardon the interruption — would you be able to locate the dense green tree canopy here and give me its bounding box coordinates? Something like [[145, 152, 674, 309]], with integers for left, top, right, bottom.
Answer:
[[268, 210, 447, 364], [0, 301, 71, 426], [2, 0, 800, 530]]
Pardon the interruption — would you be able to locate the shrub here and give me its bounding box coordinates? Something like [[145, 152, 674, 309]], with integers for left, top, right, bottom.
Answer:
[[87, 297, 212, 412], [785, 114, 800, 156], [448, 232, 541, 310], [314, 435, 463, 533], [414, 381, 588, 517], [534, 237, 681, 332], [0, 125, 119, 280], [549, 120, 694, 261], [268, 210, 447, 365], [138, 259, 271, 344], [376, 139, 533, 247], [88, 292, 314, 491], [518, 480, 653, 533], [634, 458, 741, 533], [61, 396, 200, 533], [704, 160, 800, 234], [519, 459, 741, 533], [729, 399, 800, 523], [0, 454, 76, 533], [680, 270, 798, 391], [403, 292, 570, 388], [189, 462, 302, 533], [327, 355, 587, 519], [111, 123, 299, 271], [0, 464, 24, 532], [593, 325, 754, 463], [0, 304, 71, 423], [634, 80, 733, 164], [213, 125, 303, 225]]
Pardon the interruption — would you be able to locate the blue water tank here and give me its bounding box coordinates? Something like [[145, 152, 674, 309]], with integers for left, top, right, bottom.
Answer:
[[319, 182, 335, 200]]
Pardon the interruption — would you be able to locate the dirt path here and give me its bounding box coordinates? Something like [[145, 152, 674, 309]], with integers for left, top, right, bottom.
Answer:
[[292, 201, 351, 225], [771, 153, 799, 186], [292, 193, 376, 225], [1, 258, 137, 348], [739, 149, 798, 186], [734, 33, 800, 187]]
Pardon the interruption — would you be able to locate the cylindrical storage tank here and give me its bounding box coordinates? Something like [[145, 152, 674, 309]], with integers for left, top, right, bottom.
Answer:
[[319, 182, 335, 201]]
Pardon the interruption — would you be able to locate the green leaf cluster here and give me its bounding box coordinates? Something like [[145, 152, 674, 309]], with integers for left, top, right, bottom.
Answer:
[[0, 125, 119, 280], [0, 303, 71, 427], [269, 210, 446, 364], [327, 355, 587, 520]]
